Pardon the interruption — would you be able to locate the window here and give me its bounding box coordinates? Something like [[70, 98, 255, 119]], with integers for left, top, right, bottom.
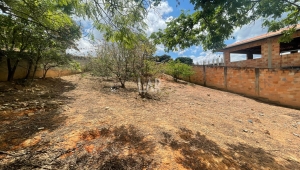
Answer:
[[230, 46, 261, 62]]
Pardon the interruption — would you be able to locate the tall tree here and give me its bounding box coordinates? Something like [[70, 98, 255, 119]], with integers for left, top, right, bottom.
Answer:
[[0, 15, 34, 81], [151, 0, 300, 51]]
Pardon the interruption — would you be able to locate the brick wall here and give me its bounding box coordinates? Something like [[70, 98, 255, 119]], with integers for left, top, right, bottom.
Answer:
[[186, 66, 300, 109], [259, 69, 300, 107], [205, 66, 225, 89], [227, 58, 268, 68], [226, 67, 256, 96], [188, 66, 205, 85]]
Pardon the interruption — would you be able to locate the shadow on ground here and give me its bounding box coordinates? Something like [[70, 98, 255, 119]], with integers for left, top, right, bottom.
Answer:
[[0, 78, 76, 151], [1, 125, 157, 170], [160, 128, 300, 170]]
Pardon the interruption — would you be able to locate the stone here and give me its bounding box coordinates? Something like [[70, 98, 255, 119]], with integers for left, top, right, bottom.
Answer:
[[243, 129, 248, 132], [248, 120, 253, 123], [264, 130, 270, 135], [21, 102, 28, 107], [293, 133, 299, 137], [63, 106, 70, 111], [259, 113, 264, 116], [28, 112, 35, 116], [105, 107, 109, 110], [38, 127, 45, 130]]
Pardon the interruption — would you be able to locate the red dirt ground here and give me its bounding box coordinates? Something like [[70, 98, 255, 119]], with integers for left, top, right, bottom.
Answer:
[[0, 73, 299, 169]]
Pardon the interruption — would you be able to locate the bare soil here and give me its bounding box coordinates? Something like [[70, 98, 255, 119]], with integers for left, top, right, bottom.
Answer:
[[0, 73, 300, 170]]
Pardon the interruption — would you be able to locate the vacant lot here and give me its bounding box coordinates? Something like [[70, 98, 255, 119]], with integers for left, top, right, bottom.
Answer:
[[0, 74, 300, 169]]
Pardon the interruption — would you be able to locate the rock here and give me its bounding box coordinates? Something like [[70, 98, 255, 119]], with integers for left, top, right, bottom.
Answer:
[[38, 127, 44, 130], [63, 105, 70, 111], [248, 119, 253, 123], [259, 113, 264, 116], [20, 102, 28, 107], [293, 133, 300, 137], [243, 129, 248, 132], [105, 107, 109, 110], [207, 94, 210, 96], [292, 124, 297, 128], [264, 130, 270, 135], [28, 112, 35, 116], [47, 101, 58, 105]]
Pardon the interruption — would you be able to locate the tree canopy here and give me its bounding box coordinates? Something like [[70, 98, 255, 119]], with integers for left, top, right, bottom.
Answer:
[[155, 54, 172, 63], [0, 0, 159, 81], [175, 57, 193, 65], [150, 0, 300, 51]]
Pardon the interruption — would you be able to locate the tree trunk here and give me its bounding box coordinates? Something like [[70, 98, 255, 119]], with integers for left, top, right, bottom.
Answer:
[[42, 67, 49, 79], [120, 82, 125, 88], [31, 57, 41, 80], [118, 77, 126, 88], [24, 59, 33, 79], [7, 58, 19, 81]]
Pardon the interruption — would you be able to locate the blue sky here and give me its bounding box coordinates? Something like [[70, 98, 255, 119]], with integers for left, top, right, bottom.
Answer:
[[67, 1, 269, 64]]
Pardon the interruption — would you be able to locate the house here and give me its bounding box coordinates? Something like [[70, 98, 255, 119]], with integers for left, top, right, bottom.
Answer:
[[219, 26, 300, 68]]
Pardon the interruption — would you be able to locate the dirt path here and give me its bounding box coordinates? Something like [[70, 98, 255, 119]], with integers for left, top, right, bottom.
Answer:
[[0, 74, 300, 169]]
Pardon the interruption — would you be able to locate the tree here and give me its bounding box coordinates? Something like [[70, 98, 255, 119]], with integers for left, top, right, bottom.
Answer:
[[92, 34, 160, 96], [0, 12, 80, 81], [150, 0, 300, 51], [31, 20, 80, 79], [40, 49, 71, 79], [175, 57, 193, 65], [166, 60, 194, 82], [0, 15, 34, 81], [131, 39, 160, 97], [0, 0, 76, 31], [0, 0, 163, 42], [155, 54, 172, 63], [93, 42, 134, 88], [89, 54, 112, 80]]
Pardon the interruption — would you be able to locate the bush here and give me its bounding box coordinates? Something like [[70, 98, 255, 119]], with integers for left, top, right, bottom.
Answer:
[[166, 60, 194, 82]]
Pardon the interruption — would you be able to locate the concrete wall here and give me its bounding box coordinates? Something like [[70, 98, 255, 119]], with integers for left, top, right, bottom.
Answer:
[[185, 66, 300, 109], [0, 58, 82, 81]]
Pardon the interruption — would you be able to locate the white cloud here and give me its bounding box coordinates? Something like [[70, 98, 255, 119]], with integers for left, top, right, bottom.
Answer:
[[66, 38, 99, 56], [188, 51, 224, 65], [232, 19, 268, 42], [144, 1, 173, 36], [155, 44, 165, 53]]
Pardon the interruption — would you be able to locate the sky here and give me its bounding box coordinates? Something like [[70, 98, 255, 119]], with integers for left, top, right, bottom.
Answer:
[[67, 1, 269, 64]]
